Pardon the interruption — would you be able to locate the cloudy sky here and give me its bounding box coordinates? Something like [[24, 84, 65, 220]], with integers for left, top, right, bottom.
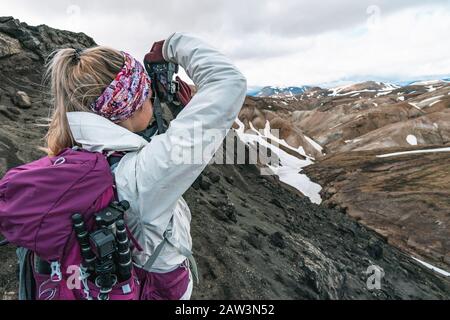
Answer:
[[1, 0, 450, 88]]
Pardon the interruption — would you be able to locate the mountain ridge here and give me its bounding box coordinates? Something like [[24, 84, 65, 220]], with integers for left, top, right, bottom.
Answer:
[[248, 77, 450, 97]]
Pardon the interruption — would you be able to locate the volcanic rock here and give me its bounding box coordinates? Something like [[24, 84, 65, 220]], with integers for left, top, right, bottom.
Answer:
[[12, 91, 31, 109]]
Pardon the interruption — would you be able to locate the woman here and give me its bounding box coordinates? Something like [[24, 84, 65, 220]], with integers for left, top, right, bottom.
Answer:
[[44, 32, 247, 299]]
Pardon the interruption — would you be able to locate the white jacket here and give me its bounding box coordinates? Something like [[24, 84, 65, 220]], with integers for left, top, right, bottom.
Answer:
[[67, 33, 247, 272]]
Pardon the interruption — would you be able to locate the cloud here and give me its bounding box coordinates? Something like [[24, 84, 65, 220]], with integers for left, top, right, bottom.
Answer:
[[1, 0, 449, 86]]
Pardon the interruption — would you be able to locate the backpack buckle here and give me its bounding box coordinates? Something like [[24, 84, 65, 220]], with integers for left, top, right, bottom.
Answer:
[[50, 261, 62, 282], [79, 266, 93, 300], [53, 157, 66, 166]]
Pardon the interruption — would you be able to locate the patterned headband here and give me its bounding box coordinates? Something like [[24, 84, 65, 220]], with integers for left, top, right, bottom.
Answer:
[[90, 51, 152, 123]]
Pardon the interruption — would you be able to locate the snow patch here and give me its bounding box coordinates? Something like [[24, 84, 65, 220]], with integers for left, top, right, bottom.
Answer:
[[408, 95, 444, 110], [383, 83, 400, 90], [376, 91, 392, 97], [408, 102, 422, 111], [412, 257, 450, 277], [345, 138, 363, 144], [329, 123, 343, 130], [328, 83, 354, 97], [410, 80, 443, 86], [406, 135, 418, 146], [260, 121, 312, 158], [398, 96, 405, 101], [429, 100, 441, 107], [339, 90, 371, 96], [234, 119, 322, 204], [377, 147, 450, 158], [328, 82, 398, 97], [304, 135, 323, 153], [420, 95, 444, 106]]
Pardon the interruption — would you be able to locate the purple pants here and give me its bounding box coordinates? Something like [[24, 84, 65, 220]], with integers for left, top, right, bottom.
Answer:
[[135, 263, 191, 300]]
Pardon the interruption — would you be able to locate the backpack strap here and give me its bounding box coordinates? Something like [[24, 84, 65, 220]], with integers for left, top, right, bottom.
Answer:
[[142, 231, 200, 285], [167, 238, 200, 286], [106, 151, 126, 171], [104, 149, 199, 284], [104, 151, 144, 254], [16, 247, 36, 300]]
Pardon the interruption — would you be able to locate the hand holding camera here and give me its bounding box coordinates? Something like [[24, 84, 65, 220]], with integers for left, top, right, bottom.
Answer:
[[144, 40, 192, 109]]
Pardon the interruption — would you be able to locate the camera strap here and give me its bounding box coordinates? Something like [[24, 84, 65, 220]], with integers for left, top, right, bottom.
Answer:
[[151, 84, 167, 135]]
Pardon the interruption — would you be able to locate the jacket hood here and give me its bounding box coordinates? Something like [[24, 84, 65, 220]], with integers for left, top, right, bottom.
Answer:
[[67, 112, 148, 153]]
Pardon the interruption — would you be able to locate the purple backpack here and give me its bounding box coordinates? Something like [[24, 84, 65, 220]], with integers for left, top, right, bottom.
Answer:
[[0, 147, 191, 300], [0, 148, 142, 300]]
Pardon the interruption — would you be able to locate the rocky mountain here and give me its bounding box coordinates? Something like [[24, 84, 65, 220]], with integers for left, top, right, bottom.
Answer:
[[235, 77, 450, 274], [0, 17, 96, 177], [303, 147, 450, 272], [1, 17, 450, 300]]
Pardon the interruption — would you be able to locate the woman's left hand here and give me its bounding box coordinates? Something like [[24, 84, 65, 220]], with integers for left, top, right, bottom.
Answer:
[[175, 76, 192, 107]]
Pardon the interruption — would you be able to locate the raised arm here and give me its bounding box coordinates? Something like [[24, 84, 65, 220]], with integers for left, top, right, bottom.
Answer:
[[115, 32, 247, 225]]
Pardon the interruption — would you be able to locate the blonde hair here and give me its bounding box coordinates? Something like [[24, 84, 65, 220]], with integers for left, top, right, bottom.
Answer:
[[42, 46, 124, 156]]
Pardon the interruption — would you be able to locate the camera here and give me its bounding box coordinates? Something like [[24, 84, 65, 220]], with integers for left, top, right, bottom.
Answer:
[[140, 60, 184, 138], [144, 61, 180, 104]]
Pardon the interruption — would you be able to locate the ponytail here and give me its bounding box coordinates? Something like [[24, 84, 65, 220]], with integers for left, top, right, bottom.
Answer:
[[42, 46, 124, 156]]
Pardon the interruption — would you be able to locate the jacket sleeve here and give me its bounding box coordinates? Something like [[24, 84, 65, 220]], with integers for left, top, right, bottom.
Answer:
[[116, 32, 247, 231]]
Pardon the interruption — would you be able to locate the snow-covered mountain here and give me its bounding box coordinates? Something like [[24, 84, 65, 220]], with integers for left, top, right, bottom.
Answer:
[[246, 86, 264, 96], [325, 81, 399, 97], [249, 86, 310, 98], [248, 78, 450, 98]]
